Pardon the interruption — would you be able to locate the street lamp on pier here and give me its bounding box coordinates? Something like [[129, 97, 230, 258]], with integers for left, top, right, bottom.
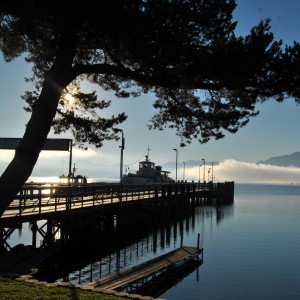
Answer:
[[183, 162, 186, 181], [173, 149, 178, 182], [198, 165, 201, 182], [116, 129, 125, 184], [202, 159, 205, 182]]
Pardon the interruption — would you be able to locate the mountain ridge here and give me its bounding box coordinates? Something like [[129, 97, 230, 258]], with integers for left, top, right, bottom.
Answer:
[[258, 151, 300, 167], [162, 151, 300, 169]]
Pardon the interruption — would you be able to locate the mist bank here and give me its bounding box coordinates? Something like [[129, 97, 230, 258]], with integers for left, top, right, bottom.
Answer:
[[30, 159, 300, 185], [185, 159, 300, 185], [1, 149, 300, 184]]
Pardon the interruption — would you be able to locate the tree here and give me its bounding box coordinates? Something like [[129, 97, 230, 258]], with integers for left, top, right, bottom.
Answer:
[[0, 0, 299, 216]]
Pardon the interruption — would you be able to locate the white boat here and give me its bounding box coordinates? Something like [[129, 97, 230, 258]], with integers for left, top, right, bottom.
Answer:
[[123, 151, 174, 184]]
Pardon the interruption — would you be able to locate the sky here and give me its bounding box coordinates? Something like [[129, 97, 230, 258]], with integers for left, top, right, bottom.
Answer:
[[1, 0, 300, 184]]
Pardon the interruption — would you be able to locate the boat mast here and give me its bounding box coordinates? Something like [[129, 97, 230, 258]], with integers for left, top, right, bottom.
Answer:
[[146, 146, 151, 161]]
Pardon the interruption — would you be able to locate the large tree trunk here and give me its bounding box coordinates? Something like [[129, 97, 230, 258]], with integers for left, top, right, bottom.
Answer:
[[0, 64, 72, 217]]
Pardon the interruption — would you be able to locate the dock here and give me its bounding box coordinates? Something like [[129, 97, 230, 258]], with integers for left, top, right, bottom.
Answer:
[[1, 181, 234, 251], [89, 246, 203, 293], [1, 181, 234, 222]]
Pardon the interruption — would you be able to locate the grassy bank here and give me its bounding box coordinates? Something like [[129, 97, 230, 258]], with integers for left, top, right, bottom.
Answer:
[[0, 277, 124, 300]]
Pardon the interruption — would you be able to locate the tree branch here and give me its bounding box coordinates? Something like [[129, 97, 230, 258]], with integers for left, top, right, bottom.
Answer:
[[71, 63, 225, 90]]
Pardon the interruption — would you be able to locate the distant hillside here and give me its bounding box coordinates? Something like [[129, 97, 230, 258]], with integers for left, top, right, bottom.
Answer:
[[258, 152, 300, 167]]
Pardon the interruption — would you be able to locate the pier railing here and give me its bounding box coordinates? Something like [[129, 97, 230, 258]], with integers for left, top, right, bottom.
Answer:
[[0, 181, 234, 251], [1, 181, 233, 221]]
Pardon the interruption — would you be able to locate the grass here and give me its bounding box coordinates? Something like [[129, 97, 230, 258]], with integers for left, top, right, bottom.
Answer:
[[0, 276, 125, 300]]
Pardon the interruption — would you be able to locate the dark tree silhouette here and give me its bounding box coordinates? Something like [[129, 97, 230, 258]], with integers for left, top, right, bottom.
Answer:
[[0, 0, 300, 215]]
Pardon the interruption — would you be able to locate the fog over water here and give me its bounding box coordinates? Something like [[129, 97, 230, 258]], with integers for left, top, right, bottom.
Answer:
[[1, 147, 300, 185], [25, 159, 300, 186], [186, 160, 300, 185]]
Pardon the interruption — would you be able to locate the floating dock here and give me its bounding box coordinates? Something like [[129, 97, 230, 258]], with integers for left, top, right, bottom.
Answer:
[[89, 246, 203, 293]]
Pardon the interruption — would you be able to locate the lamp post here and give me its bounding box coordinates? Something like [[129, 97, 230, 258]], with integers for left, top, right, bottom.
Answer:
[[198, 165, 201, 182], [173, 149, 178, 182], [183, 162, 186, 181], [202, 159, 205, 182], [116, 129, 125, 184]]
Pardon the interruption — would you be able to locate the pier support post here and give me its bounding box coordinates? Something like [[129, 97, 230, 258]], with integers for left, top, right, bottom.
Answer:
[[41, 219, 55, 247], [0, 220, 6, 253], [31, 221, 38, 249]]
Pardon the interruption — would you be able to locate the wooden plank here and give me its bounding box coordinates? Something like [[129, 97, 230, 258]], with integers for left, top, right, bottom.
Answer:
[[91, 246, 203, 291]]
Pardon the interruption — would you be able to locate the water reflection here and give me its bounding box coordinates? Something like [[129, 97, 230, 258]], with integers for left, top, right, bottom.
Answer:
[[34, 202, 233, 297], [136, 260, 203, 298]]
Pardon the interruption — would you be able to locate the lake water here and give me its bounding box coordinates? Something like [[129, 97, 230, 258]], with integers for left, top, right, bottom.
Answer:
[[160, 184, 300, 300], [7, 183, 300, 300]]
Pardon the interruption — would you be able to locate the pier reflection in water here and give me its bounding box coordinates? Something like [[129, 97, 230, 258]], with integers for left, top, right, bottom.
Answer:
[[33, 201, 233, 296]]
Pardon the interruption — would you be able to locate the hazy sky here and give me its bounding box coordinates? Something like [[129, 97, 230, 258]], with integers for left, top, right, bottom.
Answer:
[[1, 0, 300, 184]]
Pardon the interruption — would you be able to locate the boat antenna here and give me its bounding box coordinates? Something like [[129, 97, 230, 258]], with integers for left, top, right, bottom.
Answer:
[[124, 149, 149, 169], [148, 148, 162, 166]]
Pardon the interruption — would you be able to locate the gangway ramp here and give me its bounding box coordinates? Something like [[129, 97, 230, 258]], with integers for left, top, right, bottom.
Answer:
[[89, 246, 203, 293]]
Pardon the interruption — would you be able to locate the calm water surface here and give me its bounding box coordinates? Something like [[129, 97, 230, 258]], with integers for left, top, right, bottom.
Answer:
[[8, 184, 300, 300], [161, 184, 300, 300]]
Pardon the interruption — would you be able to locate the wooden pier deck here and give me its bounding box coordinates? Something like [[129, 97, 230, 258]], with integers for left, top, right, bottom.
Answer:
[[89, 246, 203, 293], [1, 181, 233, 251], [1, 181, 234, 223]]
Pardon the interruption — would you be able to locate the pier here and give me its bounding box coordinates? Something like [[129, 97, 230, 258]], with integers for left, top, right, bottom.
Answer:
[[89, 246, 203, 294], [0, 181, 234, 251]]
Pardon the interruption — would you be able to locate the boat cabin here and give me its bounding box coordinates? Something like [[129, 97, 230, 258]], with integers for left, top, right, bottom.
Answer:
[[124, 153, 173, 183]]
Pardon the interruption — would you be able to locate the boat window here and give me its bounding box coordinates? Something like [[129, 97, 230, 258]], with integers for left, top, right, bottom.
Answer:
[[139, 162, 155, 169]]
